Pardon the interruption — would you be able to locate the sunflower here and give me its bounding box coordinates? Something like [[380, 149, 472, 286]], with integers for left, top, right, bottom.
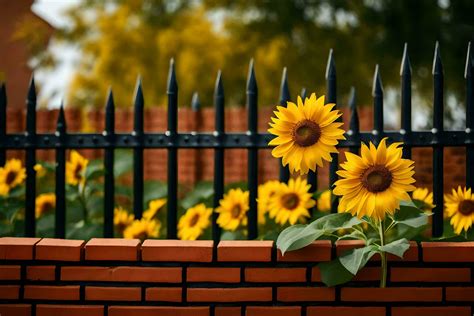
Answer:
[[66, 150, 89, 186], [317, 190, 332, 212], [123, 217, 160, 240], [143, 198, 167, 220], [34, 164, 46, 178], [216, 188, 249, 231], [268, 93, 345, 174], [258, 180, 283, 224], [268, 177, 315, 225], [114, 206, 134, 235], [412, 187, 435, 213], [0, 159, 26, 196], [178, 203, 212, 240], [35, 193, 56, 218], [333, 138, 416, 221], [445, 186, 474, 235]]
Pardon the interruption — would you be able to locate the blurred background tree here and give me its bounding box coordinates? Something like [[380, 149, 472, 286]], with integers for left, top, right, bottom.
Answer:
[[32, 0, 473, 118]]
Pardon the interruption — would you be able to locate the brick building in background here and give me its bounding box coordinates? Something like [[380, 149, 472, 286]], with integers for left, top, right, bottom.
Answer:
[[0, 0, 53, 108]]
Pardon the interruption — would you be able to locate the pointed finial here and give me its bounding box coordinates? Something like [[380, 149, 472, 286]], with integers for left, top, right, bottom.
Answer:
[[133, 77, 144, 133], [134, 77, 144, 108], [0, 83, 6, 108], [56, 102, 67, 133], [348, 87, 359, 132], [465, 41, 472, 79], [106, 87, 115, 111], [400, 43, 412, 76], [325, 49, 336, 79], [279, 67, 290, 105], [300, 87, 307, 100], [27, 76, 36, 105], [167, 58, 178, 93], [246, 58, 257, 93], [191, 92, 200, 111], [372, 64, 384, 96], [214, 70, 224, 97], [432, 41, 443, 75], [105, 87, 115, 134]]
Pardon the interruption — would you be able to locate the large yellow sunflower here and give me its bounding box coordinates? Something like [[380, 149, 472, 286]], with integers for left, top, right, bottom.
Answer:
[[178, 203, 212, 240], [412, 187, 435, 213], [0, 159, 26, 196], [333, 138, 416, 221], [268, 93, 345, 174], [66, 150, 89, 186], [114, 206, 134, 235], [268, 177, 315, 225], [258, 180, 283, 224], [35, 193, 56, 218], [123, 217, 160, 240], [445, 186, 474, 235], [143, 198, 167, 220], [216, 188, 249, 231]]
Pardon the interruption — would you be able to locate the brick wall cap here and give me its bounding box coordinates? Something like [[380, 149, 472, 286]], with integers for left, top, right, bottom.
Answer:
[[142, 239, 213, 248], [0, 237, 41, 260], [0, 237, 41, 245], [218, 240, 273, 248], [86, 238, 140, 247], [421, 241, 474, 248], [85, 238, 140, 261]]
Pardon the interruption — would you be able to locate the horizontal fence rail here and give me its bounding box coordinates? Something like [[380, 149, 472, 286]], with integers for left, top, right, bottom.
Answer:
[[0, 42, 473, 241]]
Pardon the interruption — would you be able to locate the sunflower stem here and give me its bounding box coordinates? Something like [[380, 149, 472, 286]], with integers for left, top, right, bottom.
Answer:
[[378, 220, 387, 288]]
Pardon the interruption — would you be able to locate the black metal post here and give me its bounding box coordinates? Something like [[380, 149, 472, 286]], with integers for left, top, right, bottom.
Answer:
[[0, 83, 6, 166], [247, 60, 258, 240], [167, 59, 178, 239], [55, 105, 67, 238], [373, 65, 384, 143], [213, 71, 224, 242], [25, 77, 36, 237], [133, 79, 144, 220], [278, 67, 290, 183], [465, 42, 473, 189], [348, 87, 360, 154], [104, 89, 115, 237], [400, 43, 413, 159]]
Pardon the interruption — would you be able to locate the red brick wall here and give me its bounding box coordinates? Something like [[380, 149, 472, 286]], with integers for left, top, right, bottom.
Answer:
[[2, 107, 467, 191], [0, 237, 473, 316]]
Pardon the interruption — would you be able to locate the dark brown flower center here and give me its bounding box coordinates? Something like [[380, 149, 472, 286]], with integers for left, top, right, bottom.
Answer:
[[292, 120, 321, 147], [281, 193, 300, 210], [40, 202, 54, 214], [362, 165, 392, 193], [458, 200, 474, 216], [189, 213, 200, 227], [74, 164, 83, 180], [231, 205, 242, 218], [5, 171, 17, 185]]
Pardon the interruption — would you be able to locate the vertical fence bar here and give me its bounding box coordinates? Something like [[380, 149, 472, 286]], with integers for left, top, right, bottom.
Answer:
[[372, 65, 384, 143], [302, 88, 317, 214], [213, 71, 224, 242], [54, 105, 67, 238], [104, 89, 115, 237], [247, 60, 258, 239], [465, 42, 474, 189], [133, 79, 144, 220], [25, 77, 36, 236], [192, 92, 202, 182], [348, 87, 359, 154], [167, 59, 178, 239], [0, 83, 6, 166], [326, 49, 339, 213], [432, 42, 444, 237], [278, 68, 290, 183], [400, 43, 413, 159]]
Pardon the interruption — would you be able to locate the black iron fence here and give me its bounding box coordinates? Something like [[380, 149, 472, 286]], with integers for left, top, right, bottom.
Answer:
[[0, 42, 473, 241]]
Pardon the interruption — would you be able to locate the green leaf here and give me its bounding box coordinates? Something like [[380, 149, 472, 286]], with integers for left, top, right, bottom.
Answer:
[[181, 181, 214, 210], [37, 213, 55, 237], [394, 202, 429, 228], [221, 230, 246, 240], [66, 220, 102, 240], [85, 160, 105, 181], [339, 245, 378, 275], [379, 238, 410, 258], [318, 259, 355, 287], [143, 181, 167, 206], [114, 150, 133, 177]]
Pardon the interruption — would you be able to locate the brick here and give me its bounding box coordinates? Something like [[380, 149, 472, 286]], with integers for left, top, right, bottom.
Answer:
[[392, 307, 471, 316], [446, 287, 474, 301], [277, 241, 331, 262], [246, 306, 301, 316], [27, 266, 56, 281], [36, 305, 104, 316], [85, 238, 140, 261], [277, 287, 335, 301], [391, 267, 471, 282], [215, 307, 241, 316], [0, 285, 19, 299], [336, 240, 418, 261], [0, 304, 31, 316], [341, 287, 441, 302], [422, 242, 474, 262], [187, 288, 272, 302], [217, 241, 273, 262], [187, 267, 240, 283], [245, 267, 306, 283], [85, 286, 141, 301], [307, 306, 386, 316], [142, 240, 213, 262], [0, 237, 41, 260], [35, 238, 84, 261], [146, 287, 182, 302], [0, 265, 20, 280], [108, 306, 209, 316], [61, 266, 181, 283], [24, 285, 80, 300]]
